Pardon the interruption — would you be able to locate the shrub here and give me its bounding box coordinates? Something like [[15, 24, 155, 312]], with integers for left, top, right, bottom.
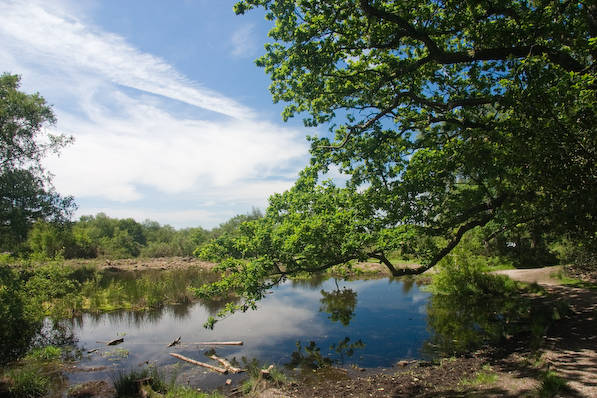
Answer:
[[429, 248, 517, 297]]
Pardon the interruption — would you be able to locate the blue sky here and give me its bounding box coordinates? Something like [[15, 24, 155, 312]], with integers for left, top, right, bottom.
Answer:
[[0, 0, 319, 229]]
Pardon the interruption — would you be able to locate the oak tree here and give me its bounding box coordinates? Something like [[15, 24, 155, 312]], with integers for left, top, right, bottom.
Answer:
[[197, 0, 596, 319]]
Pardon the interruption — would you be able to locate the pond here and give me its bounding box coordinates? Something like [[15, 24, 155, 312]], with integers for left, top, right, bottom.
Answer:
[[65, 276, 432, 389]]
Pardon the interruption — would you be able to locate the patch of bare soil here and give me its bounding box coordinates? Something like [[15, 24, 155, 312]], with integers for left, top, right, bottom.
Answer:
[[271, 357, 531, 398], [67, 380, 114, 398]]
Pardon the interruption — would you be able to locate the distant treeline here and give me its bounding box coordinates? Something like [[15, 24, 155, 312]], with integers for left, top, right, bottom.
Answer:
[[19, 209, 263, 260]]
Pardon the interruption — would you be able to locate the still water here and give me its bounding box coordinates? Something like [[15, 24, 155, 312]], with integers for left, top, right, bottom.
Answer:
[[66, 277, 430, 388]]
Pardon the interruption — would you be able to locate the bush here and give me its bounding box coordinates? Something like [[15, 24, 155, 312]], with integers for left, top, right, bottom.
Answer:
[[429, 248, 517, 297], [0, 266, 43, 363]]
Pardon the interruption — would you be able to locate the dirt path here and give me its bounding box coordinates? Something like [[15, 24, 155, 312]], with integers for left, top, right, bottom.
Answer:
[[495, 266, 597, 397], [493, 265, 564, 285]]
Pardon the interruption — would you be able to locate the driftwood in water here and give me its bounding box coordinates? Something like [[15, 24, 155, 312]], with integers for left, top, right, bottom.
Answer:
[[106, 338, 124, 346], [169, 353, 228, 374], [208, 355, 245, 374], [167, 337, 181, 347], [196, 341, 243, 346]]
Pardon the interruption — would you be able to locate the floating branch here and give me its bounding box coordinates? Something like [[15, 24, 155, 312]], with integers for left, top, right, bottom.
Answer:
[[196, 341, 243, 346], [169, 353, 228, 374], [106, 338, 124, 346]]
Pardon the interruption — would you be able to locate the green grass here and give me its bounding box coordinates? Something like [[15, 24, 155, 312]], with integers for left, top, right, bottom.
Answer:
[[459, 365, 498, 386], [4, 366, 50, 398], [538, 370, 569, 397], [551, 270, 597, 290], [113, 366, 168, 397], [113, 366, 224, 398], [25, 346, 62, 361], [241, 363, 288, 395]]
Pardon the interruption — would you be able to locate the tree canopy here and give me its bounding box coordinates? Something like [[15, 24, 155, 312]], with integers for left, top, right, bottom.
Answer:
[[197, 0, 596, 319], [0, 73, 75, 252]]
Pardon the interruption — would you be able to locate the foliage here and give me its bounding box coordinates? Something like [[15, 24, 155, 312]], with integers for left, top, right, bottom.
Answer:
[[428, 248, 518, 296], [0, 265, 43, 363], [0, 73, 75, 254], [21, 211, 255, 260], [196, 0, 596, 316]]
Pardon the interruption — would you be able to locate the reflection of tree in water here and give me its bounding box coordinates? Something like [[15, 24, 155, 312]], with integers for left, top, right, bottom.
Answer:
[[290, 273, 328, 289], [330, 337, 365, 365], [286, 338, 365, 370], [424, 293, 567, 356], [319, 280, 357, 326], [200, 295, 240, 316]]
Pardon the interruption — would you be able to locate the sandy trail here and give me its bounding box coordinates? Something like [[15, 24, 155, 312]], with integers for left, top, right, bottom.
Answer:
[[496, 266, 597, 397]]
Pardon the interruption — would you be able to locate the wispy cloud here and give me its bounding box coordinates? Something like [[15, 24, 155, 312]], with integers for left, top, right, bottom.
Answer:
[[45, 90, 305, 202], [0, 0, 310, 228], [0, 0, 252, 119], [230, 23, 259, 58]]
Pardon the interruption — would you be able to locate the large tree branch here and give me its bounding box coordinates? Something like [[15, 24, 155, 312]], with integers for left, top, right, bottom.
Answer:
[[359, 0, 441, 54], [359, 0, 586, 72], [437, 46, 585, 72], [372, 213, 495, 277]]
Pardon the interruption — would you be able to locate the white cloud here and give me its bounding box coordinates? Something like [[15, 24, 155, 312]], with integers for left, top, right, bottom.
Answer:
[[0, 0, 252, 119], [230, 23, 259, 58], [0, 0, 310, 228], [45, 88, 305, 202]]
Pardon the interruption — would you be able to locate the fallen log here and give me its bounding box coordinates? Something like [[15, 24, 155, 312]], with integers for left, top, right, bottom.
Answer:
[[106, 338, 124, 346], [196, 341, 243, 346], [169, 353, 227, 374], [208, 355, 245, 374]]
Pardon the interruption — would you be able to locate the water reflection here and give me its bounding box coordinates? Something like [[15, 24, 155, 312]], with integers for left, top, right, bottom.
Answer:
[[319, 280, 357, 326], [65, 276, 431, 391], [26, 269, 567, 393], [424, 291, 566, 356]]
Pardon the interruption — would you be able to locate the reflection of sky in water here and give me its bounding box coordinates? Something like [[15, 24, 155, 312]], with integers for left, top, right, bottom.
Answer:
[[67, 277, 431, 388]]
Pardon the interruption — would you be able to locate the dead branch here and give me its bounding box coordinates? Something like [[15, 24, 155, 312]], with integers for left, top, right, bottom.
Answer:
[[169, 353, 228, 374], [196, 341, 243, 346], [208, 355, 245, 374]]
